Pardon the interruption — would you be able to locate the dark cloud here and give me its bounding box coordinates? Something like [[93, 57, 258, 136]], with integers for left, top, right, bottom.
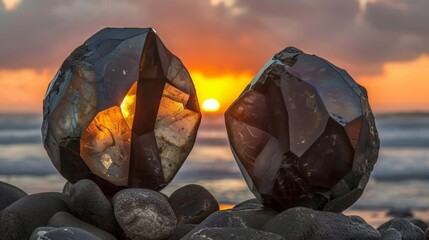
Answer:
[[0, 0, 428, 77]]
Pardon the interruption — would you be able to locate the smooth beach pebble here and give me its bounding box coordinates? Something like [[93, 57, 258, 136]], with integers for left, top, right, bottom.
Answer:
[[169, 184, 219, 224], [233, 198, 262, 209], [0, 192, 70, 240], [69, 179, 117, 233], [62, 181, 72, 195], [48, 211, 117, 240], [186, 227, 285, 240], [113, 188, 177, 240], [183, 208, 278, 239], [30, 226, 101, 240], [262, 207, 381, 240], [409, 218, 428, 232], [377, 218, 426, 240], [168, 224, 196, 240], [381, 228, 402, 240], [0, 181, 28, 211]]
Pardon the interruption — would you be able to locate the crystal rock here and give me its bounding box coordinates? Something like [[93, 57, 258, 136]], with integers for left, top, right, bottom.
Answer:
[[225, 47, 379, 212], [42, 28, 201, 193]]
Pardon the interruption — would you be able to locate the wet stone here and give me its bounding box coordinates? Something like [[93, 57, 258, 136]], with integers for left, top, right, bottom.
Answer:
[[48, 211, 117, 240], [262, 207, 380, 240], [69, 179, 117, 233], [42, 27, 201, 193], [113, 188, 177, 240], [0, 192, 70, 240], [225, 46, 380, 211], [30, 227, 101, 240], [0, 181, 27, 211], [186, 227, 285, 240], [168, 184, 219, 224]]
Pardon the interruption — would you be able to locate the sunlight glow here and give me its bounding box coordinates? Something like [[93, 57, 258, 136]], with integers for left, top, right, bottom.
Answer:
[[191, 71, 252, 113], [2, 0, 20, 11], [202, 98, 221, 112]]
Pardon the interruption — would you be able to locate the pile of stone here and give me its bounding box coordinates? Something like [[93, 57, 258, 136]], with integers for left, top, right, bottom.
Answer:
[[0, 180, 428, 240]]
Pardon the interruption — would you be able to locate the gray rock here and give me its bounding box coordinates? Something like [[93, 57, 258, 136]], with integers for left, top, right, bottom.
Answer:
[[168, 224, 196, 240], [30, 227, 101, 240], [113, 188, 177, 240], [233, 199, 262, 209], [425, 228, 429, 240], [410, 218, 428, 232], [29, 227, 56, 240], [381, 228, 402, 240], [62, 181, 72, 195], [386, 207, 413, 218], [0, 181, 27, 211], [69, 179, 117, 233], [262, 207, 380, 240], [187, 227, 285, 240], [48, 211, 117, 240], [0, 192, 70, 240], [169, 184, 219, 224], [378, 218, 425, 240], [183, 208, 277, 239]]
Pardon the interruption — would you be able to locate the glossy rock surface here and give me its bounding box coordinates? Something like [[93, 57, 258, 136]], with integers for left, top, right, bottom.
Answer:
[[225, 47, 379, 211], [42, 28, 201, 192]]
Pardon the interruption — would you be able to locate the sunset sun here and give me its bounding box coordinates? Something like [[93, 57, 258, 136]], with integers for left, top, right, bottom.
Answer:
[[202, 98, 221, 112]]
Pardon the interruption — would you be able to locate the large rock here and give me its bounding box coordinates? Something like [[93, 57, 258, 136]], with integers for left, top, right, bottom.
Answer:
[[169, 184, 219, 224], [69, 179, 117, 233], [113, 188, 177, 240], [0, 192, 70, 240], [262, 207, 380, 240], [30, 226, 101, 240], [187, 227, 285, 240], [0, 181, 27, 211], [409, 218, 428, 233], [183, 208, 277, 239], [48, 211, 117, 240], [377, 218, 425, 240]]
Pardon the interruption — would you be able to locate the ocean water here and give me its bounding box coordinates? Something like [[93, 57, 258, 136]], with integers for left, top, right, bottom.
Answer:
[[0, 113, 429, 213]]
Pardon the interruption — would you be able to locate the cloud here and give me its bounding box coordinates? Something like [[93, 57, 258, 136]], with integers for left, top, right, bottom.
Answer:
[[0, 0, 428, 77]]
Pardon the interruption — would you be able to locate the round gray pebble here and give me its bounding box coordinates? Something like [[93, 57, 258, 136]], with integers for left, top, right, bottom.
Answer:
[[69, 179, 117, 233], [0, 181, 27, 211], [169, 184, 219, 224], [30, 227, 101, 240], [113, 188, 177, 240]]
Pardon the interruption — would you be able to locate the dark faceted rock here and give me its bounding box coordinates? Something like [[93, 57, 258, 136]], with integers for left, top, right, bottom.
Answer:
[[410, 218, 428, 232], [377, 218, 425, 240], [113, 188, 177, 240], [48, 211, 117, 240], [225, 47, 380, 211], [233, 198, 262, 209], [186, 227, 285, 240], [42, 27, 201, 194], [69, 179, 117, 233], [30, 227, 101, 240], [381, 228, 402, 240], [0, 192, 70, 240], [0, 181, 27, 211], [262, 207, 380, 240], [62, 181, 72, 195], [168, 224, 196, 240], [169, 184, 219, 224], [184, 208, 278, 239], [386, 207, 413, 218]]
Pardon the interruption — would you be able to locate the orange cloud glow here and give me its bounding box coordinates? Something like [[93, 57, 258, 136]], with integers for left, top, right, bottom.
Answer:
[[359, 55, 429, 113], [0, 69, 52, 113]]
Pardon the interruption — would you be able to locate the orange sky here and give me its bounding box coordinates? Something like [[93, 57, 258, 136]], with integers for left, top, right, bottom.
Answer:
[[1, 0, 429, 114]]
